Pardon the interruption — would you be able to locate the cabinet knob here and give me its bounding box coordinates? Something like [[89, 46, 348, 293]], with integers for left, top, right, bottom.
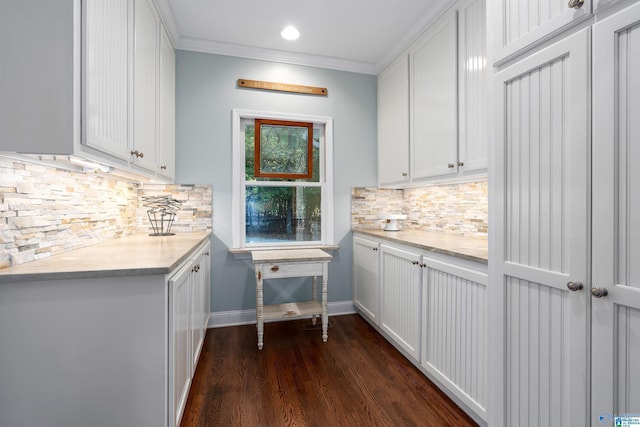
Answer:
[[373, 247, 378, 252], [271, 265, 280, 272], [567, 281, 583, 292], [402, 172, 408, 177], [591, 287, 608, 298], [568, 0, 584, 8], [412, 261, 419, 265], [139, 151, 144, 158], [130, 150, 144, 158], [448, 163, 455, 169], [457, 161, 464, 167], [160, 165, 167, 170]]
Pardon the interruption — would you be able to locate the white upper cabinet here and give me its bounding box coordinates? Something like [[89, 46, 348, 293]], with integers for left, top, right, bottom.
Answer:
[[458, 0, 488, 173], [158, 25, 176, 179], [377, 0, 487, 186], [410, 10, 458, 180], [0, 0, 175, 182], [133, 0, 159, 171], [377, 56, 410, 186], [83, 0, 131, 160], [491, 0, 592, 64]]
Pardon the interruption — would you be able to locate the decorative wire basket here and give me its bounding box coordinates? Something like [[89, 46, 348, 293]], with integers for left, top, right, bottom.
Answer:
[[142, 196, 183, 236]]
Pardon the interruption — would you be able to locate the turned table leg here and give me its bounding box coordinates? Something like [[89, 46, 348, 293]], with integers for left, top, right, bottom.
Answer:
[[256, 268, 264, 350], [322, 265, 328, 342], [312, 276, 318, 326]]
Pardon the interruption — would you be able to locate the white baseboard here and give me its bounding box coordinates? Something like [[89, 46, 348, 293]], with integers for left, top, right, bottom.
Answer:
[[207, 300, 356, 328]]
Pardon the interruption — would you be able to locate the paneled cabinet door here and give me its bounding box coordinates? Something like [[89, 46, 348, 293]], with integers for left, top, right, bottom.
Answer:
[[458, 0, 488, 173], [490, 29, 589, 427], [377, 56, 410, 186], [592, 3, 640, 422], [491, 0, 591, 64], [190, 249, 207, 371], [379, 244, 421, 360], [410, 10, 458, 180], [353, 236, 380, 324], [133, 0, 159, 171], [169, 262, 192, 427], [421, 257, 487, 421], [158, 24, 175, 180], [83, 0, 131, 160]]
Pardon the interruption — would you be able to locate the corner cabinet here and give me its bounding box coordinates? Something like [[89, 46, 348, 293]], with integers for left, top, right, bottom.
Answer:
[[352, 232, 487, 424], [0, 0, 176, 182], [377, 0, 487, 186]]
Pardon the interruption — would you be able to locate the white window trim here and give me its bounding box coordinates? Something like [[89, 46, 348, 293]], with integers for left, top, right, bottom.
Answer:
[[232, 109, 334, 249]]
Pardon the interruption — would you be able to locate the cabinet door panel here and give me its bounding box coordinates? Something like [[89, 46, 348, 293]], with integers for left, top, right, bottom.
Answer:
[[458, 0, 488, 173], [492, 0, 591, 64], [133, 0, 158, 170], [592, 3, 640, 421], [158, 25, 175, 179], [169, 263, 192, 427], [491, 29, 589, 427], [353, 236, 380, 323], [378, 56, 410, 186], [410, 11, 458, 179], [83, 0, 131, 159], [422, 258, 487, 421], [380, 244, 421, 360]]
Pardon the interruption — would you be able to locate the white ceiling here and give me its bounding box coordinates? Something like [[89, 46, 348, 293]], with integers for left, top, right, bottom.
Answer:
[[158, 0, 454, 74]]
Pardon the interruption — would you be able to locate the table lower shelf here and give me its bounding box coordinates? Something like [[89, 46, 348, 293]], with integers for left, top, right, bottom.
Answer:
[[262, 301, 322, 320]]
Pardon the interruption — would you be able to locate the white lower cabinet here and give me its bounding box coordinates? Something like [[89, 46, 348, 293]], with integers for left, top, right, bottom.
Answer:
[[0, 238, 210, 427], [353, 236, 380, 323], [169, 261, 192, 427], [169, 241, 210, 427], [353, 232, 487, 423], [380, 244, 422, 360], [421, 257, 487, 420]]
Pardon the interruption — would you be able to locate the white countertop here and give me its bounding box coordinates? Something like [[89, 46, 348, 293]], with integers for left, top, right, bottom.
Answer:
[[0, 232, 211, 282], [353, 228, 488, 264]]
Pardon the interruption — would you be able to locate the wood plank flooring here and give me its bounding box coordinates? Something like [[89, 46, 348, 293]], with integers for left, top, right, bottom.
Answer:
[[180, 314, 478, 427]]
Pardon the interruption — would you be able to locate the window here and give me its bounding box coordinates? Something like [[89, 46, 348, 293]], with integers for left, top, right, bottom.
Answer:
[[232, 109, 334, 248]]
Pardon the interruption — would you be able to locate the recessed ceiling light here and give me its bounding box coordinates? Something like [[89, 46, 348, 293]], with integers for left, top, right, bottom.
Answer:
[[281, 25, 300, 41]]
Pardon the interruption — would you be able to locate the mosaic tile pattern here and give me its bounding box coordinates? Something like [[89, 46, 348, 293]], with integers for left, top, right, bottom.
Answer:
[[352, 179, 488, 237], [0, 157, 212, 268]]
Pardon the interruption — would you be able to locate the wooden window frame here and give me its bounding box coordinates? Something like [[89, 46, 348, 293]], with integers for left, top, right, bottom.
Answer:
[[254, 119, 314, 179]]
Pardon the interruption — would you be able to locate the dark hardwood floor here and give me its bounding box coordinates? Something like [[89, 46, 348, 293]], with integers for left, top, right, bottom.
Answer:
[[180, 314, 478, 427]]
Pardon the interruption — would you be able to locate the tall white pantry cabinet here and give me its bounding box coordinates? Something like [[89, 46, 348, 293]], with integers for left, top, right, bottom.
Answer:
[[489, 0, 640, 425]]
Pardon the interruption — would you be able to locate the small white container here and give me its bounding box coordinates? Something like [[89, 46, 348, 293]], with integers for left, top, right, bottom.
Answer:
[[381, 214, 407, 231]]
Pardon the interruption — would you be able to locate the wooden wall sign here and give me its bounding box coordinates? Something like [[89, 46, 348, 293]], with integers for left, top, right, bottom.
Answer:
[[237, 79, 328, 96]]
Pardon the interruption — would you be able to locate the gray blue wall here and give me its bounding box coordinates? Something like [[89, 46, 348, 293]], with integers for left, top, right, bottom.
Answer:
[[175, 51, 377, 313]]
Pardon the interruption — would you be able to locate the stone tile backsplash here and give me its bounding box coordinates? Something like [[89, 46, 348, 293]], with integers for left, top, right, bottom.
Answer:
[[352, 178, 488, 237], [0, 157, 212, 268]]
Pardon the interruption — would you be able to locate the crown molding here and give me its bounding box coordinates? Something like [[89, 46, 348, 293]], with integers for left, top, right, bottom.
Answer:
[[152, 0, 180, 46], [176, 37, 378, 75], [375, 0, 456, 73]]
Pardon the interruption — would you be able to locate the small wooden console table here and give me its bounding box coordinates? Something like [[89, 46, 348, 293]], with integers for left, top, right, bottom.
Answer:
[[251, 249, 332, 350]]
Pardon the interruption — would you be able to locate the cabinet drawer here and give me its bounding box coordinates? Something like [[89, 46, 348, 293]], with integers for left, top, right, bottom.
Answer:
[[260, 262, 324, 279]]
